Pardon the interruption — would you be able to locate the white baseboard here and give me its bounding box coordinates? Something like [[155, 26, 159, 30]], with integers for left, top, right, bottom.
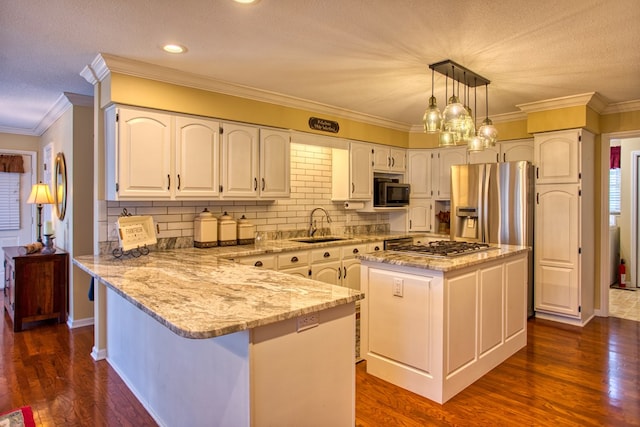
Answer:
[[67, 316, 95, 329]]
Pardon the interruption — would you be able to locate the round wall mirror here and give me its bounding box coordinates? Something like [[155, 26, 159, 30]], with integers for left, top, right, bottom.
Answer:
[[54, 152, 67, 220]]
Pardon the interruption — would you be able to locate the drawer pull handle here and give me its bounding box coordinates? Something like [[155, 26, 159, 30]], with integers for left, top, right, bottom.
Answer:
[[374, 246, 380, 251], [323, 252, 330, 258], [343, 266, 347, 278], [352, 248, 359, 254], [254, 261, 263, 267], [291, 256, 299, 263]]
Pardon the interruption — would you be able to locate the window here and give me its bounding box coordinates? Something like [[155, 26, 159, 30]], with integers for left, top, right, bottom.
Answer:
[[610, 168, 621, 215], [0, 172, 21, 230]]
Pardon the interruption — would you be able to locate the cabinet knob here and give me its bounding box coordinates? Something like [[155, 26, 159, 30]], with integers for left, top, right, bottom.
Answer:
[[352, 248, 359, 254], [254, 261, 263, 267], [374, 246, 380, 251], [323, 252, 330, 258], [291, 256, 298, 263]]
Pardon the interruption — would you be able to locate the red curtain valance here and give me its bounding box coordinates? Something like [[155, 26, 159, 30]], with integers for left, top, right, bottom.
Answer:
[[0, 154, 24, 173], [610, 146, 621, 169]]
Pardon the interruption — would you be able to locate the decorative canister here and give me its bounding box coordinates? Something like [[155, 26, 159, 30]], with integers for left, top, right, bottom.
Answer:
[[217, 212, 237, 246], [194, 208, 218, 248], [237, 215, 256, 245]]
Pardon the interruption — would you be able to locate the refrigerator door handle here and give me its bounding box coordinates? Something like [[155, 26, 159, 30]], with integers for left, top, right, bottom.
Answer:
[[482, 165, 490, 243]]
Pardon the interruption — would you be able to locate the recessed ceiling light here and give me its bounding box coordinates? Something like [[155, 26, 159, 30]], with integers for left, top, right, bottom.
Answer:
[[233, 0, 260, 4], [163, 44, 187, 54]]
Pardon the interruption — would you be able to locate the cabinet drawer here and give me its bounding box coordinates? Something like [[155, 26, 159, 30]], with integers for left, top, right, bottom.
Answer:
[[341, 244, 368, 259], [311, 247, 340, 263], [277, 251, 309, 269], [236, 255, 275, 269], [367, 241, 384, 253]]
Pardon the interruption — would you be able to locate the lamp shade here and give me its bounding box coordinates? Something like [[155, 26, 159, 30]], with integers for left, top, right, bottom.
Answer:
[[27, 183, 54, 205]]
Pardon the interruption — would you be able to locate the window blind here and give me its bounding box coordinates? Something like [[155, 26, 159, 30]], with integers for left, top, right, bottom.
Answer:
[[0, 172, 21, 230], [609, 168, 621, 215]]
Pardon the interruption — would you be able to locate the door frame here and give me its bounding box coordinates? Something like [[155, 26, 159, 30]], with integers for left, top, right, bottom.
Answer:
[[599, 130, 640, 317]]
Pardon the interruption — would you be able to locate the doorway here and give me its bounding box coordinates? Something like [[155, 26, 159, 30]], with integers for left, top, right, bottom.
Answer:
[[601, 131, 640, 318], [0, 150, 37, 284]]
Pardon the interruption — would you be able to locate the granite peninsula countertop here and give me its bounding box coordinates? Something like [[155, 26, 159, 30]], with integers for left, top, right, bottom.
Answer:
[[357, 244, 530, 272]]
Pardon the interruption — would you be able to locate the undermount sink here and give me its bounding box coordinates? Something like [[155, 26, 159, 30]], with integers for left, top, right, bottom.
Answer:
[[291, 237, 348, 244]]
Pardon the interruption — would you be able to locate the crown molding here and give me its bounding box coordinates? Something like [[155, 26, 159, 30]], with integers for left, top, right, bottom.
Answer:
[[490, 110, 527, 124], [603, 99, 640, 115], [516, 92, 610, 114], [88, 53, 412, 132], [33, 92, 94, 136]]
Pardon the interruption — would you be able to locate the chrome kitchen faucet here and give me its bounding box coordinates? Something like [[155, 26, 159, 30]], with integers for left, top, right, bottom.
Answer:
[[308, 207, 332, 237]]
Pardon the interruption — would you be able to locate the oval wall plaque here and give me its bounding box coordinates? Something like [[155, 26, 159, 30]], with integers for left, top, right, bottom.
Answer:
[[309, 117, 339, 133]]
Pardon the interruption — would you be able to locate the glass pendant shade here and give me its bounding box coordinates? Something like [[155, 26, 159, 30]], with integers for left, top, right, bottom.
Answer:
[[441, 95, 469, 144], [439, 130, 456, 147], [467, 135, 484, 152], [478, 117, 498, 147], [423, 95, 442, 133], [461, 106, 475, 143]]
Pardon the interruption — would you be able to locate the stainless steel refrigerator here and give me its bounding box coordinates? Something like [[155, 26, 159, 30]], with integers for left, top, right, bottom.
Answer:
[[450, 161, 535, 316]]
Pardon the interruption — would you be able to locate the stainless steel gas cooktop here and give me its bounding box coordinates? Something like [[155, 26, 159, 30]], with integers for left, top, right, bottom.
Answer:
[[387, 240, 494, 258]]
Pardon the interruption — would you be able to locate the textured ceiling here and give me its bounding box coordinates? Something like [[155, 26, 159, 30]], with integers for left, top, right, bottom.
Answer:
[[1, 0, 639, 135]]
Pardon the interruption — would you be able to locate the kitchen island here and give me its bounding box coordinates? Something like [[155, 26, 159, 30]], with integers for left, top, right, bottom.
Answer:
[[358, 244, 529, 404], [74, 248, 364, 427]]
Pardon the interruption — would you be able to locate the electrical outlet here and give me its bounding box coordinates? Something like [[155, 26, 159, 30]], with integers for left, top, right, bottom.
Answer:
[[393, 278, 403, 297], [297, 313, 319, 332]]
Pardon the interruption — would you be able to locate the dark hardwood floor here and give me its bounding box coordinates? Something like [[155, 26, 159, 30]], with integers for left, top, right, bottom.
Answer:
[[2, 312, 640, 426]]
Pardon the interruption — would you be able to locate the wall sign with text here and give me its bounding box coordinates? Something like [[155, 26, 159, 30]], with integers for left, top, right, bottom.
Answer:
[[308, 117, 339, 133]]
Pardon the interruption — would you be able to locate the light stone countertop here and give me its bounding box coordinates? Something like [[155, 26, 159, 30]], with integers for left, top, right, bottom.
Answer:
[[357, 244, 530, 272], [72, 232, 442, 340]]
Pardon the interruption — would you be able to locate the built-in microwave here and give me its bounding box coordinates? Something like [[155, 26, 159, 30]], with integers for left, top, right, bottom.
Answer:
[[374, 178, 410, 207]]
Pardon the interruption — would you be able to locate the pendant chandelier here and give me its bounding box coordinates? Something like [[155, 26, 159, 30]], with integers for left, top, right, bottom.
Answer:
[[423, 59, 497, 150]]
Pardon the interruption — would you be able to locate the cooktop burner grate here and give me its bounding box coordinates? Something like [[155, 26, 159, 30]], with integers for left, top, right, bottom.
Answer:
[[387, 240, 493, 257]]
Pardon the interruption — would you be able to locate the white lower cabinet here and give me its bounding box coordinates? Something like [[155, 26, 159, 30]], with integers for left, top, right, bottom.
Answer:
[[234, 254, 276, 269], [277, 251, 310, 278]]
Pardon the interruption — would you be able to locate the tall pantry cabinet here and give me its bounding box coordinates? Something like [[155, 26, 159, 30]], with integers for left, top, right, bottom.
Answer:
[[533, 129, 595, 325]]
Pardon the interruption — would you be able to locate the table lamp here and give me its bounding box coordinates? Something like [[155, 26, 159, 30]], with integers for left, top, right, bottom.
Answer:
[[26, 182, 54, 243]]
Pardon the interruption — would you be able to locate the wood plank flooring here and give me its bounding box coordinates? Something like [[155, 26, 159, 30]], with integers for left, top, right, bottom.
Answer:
[[2, 313, 640, 426]]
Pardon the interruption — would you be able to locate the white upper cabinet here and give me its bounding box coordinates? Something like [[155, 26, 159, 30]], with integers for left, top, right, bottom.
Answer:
[[332, 142, 372, 201], [431, 147, 467, 200], [174, 116, 220, 199], [259, 128, 290, 198], [373, 145, 406, 172], [105, 106, 220, 200], [534, 129, 582, 184], [408, 198, 433, 232], [221, 123, 260, 198], [501, 138, 534, 163], [407, 150, 431, 198], [467, 139, 533, 164]]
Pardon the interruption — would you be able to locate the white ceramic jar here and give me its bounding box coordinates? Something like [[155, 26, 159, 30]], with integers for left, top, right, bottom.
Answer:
[[217, 212, 237, 246], [194, 208, 218, 248], [237, 215, 256, 245]]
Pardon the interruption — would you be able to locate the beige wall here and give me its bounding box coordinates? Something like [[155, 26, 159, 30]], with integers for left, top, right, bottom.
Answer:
[[617, 137, 640, 285], [0, 133, 40, 162], [40, 102, 95, 324]]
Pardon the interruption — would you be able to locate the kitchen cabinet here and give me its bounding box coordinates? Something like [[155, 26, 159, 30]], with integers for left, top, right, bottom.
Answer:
[[220, 123, 259, 198], [373, 145, 406, 172], [332, 142, 373, 201], [534, 128, 594, 325], [407, 150, 432, 198], [277, 251, 310, 278], [468, 139, 534, 164], [234, 254, 276, 269], [367, 241, 384, 253], [3, 247, 68, 332], [408, 198, 434, 232], [105, 106, 220, 200], [534, 130, 581, 184], [430, 147, 467, 200], [311, 244, 368, 290], [259, 128, 291, 198]]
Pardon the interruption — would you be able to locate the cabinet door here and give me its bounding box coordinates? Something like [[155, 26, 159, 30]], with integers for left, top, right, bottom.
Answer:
[[350, 142, 373, 200], [174, 116, 220, 199], [279, 265, 311, 278], [501, 139, 533, 163], [435, 147, 466, 200], [372, 146, 390, 171], [342, 258, 361, 291], [407, 150, 431, 198], [390, 148, 406, 172], [260, 129, 290, 198], [116, 108, 172, 199], [408, 198, 433, 232], [312, 261, 341, 285], [534, 184, 579, 316], [534, 130, 580, 184], [221, 123, 259, 198], [468, 146, 499, 164]]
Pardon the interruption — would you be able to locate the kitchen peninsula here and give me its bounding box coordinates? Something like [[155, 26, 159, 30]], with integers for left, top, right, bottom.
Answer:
[[358, 244, 529, 404], [74, 246, 364, 427]]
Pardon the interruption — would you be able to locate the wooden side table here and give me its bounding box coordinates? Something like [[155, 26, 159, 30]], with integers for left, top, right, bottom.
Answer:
[[3, 246, 68, 332]]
